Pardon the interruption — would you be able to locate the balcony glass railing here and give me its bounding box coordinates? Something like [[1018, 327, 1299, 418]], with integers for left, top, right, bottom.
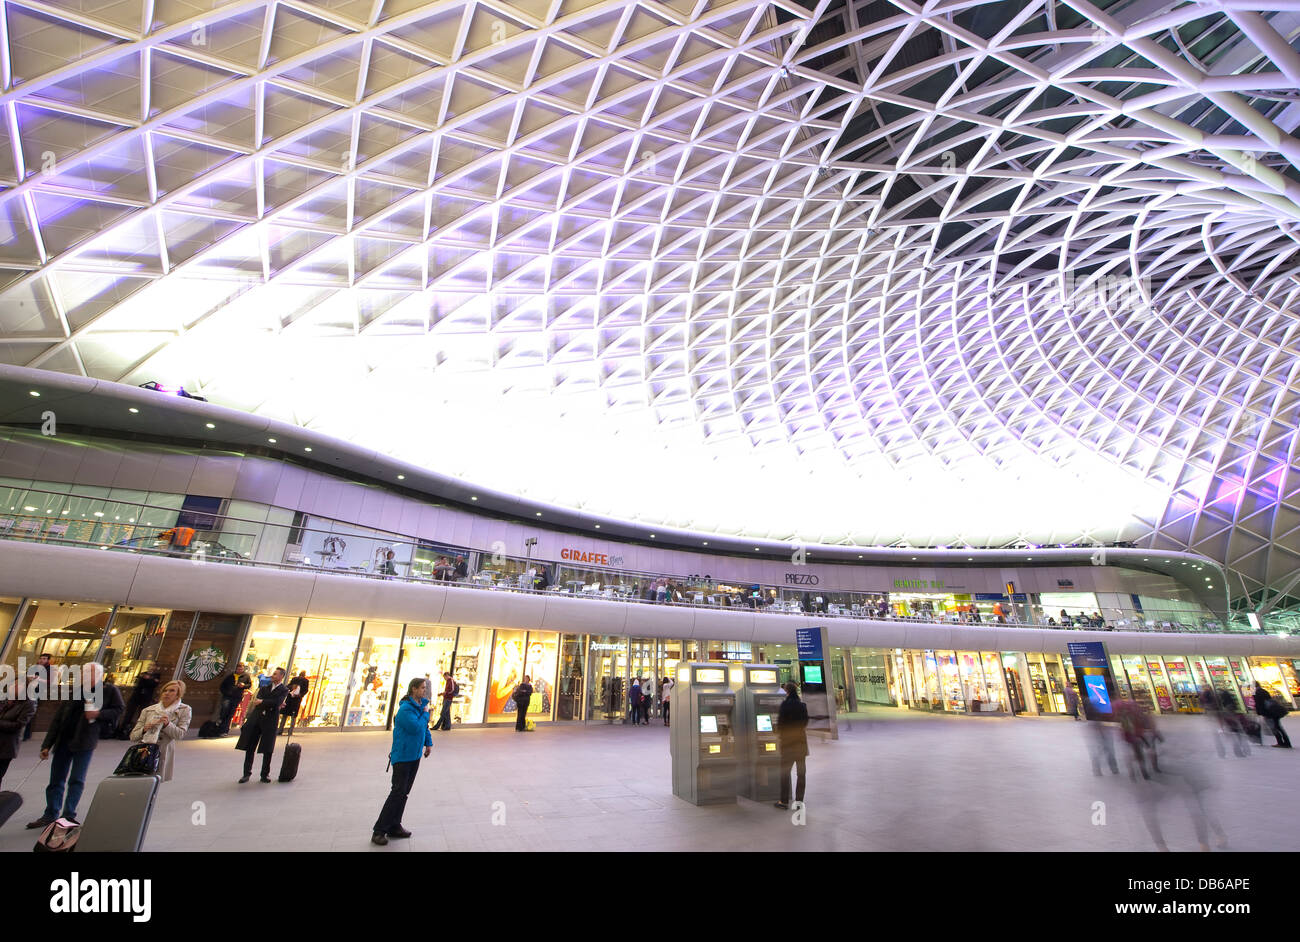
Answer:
[[0, 488, 1272, 636]]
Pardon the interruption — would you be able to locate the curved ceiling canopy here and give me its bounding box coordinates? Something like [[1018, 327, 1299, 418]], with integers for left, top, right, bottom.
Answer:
[[0, 0, 1297, 608]]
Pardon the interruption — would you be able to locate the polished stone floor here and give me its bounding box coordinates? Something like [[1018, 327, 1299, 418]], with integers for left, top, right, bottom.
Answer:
[[1, 709, 1294, 852]]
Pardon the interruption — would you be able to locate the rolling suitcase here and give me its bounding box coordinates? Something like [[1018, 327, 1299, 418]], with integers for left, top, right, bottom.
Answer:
[[278, 726, 301, 783], [0, 790, 23, 829], [76, 774, 159, 852]]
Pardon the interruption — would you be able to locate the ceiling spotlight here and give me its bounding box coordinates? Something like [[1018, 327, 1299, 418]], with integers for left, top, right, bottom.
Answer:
[[650, 534, 656, 539], [397, 475, 405, 480], [205, 423, 215, 429], [128, 407, 139, 414], [267, 438, 277, 443], [304, 447, 312, 452], [535, 512, 542, 517], [470, 496, 478, 501], [594, 524, 600, 528]]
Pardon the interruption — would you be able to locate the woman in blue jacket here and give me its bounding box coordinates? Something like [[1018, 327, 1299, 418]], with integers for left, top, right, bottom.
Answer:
[[372, 677, 433, 845]]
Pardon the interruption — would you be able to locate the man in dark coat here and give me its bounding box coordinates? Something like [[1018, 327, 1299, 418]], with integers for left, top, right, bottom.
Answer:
[[236, 667, 288, 782], [28, 662, 124, 828], [217, 663, 252, 735], [119, 665, 161, 739], [513, 676, 534, 732], [279, 670, 309, 734], [774, 681, 809, 810]]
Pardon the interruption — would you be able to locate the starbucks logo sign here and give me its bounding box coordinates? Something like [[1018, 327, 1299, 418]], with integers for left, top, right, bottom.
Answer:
[[184, 645, 227, 682]]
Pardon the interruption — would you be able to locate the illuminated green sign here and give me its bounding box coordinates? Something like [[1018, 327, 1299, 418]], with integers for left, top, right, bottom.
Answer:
[[894, 579, 945, 590]]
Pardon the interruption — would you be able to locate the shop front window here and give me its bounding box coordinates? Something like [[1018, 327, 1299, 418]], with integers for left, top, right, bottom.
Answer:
[[453, 628, 490, 724], [1144, 657, 1176, 713], [586, 635, 627, 722], [345, 621, 403, 727], [4, 600, 114, 679], [556, 634, 585, 721], [1025, 653, 1070, 713], [1001, 653, 1027, 713], [1159, 656, 1200, 712], [957, 651, 997, 713], [1118, 656, 1157, 712], [980, 652, 1006, 711], [524, 631, 559, 721], [288, 617, 363, 729], [487, 629, 527, 722], [100, 607, 173, 689], [237, 615, 298, 726], [394, 624, 457, 717], [1248, 658, 1297, 705]]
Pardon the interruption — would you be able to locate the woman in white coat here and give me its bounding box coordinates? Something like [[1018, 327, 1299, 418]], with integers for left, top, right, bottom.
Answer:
[[130, 679, 192, 782]]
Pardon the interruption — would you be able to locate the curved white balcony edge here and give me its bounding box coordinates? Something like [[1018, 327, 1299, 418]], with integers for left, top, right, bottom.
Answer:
[[2, 541, 1294, 658]]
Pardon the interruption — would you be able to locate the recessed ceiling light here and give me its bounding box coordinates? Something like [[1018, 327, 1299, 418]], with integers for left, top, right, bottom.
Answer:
[[702, 541, 708, 546], [535, 512, 542, 517], [267, 438, 276, 443], [594, 524, 600, 528], [397, 475, 405, 480], [470, 496, 478, 501], [128, 407, 139, 414], [28, 390, 40, 397], [205, 423, 215, 429], [650, 534, 656, 539], [304, 447, 312, 452]]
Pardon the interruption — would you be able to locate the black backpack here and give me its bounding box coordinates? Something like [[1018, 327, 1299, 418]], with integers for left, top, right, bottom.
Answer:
[[452, 681, 460, 697]]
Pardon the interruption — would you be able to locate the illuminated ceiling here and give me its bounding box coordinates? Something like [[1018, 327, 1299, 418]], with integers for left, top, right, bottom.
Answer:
[[0, 0, 1298, 609]]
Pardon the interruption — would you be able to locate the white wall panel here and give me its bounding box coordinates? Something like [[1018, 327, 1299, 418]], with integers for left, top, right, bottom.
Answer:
[[272, 464, 308, 508], [0, 542, 141, 605], [187, 454, 241, 496], [147, 454, 199, 494], [231, 458, 284, 503], [691, 607, 753, 642], [128, 559, 315, 614], [539, 594, 627, 634]]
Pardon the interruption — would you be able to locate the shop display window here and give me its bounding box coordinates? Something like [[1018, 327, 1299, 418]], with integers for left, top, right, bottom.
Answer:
[[556, 634, 585, 721], [1247, 658, 1296, 705], [1118, 656, 1157, 712], [980, 653, 1006, 711], [345, 621, 403, 727], [1025, 653, 1070, 713], [3, 600, 114, 682], [394, 624, 457, 716], [524, 632, 559, 720], [586, 635, 627, 722], [1144, 657, 1176, 713], [453, 627, 490, 724], [236, 615, 297, 725], [487, 629, 528, 722], [1159, 656, 1200, 712], [287, 618, 363, 729], [100, 608, 173, 689]]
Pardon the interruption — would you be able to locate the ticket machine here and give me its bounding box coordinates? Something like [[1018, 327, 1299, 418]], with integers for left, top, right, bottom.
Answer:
[[670, 662, 738, 805], [735, 663, 784, 801]]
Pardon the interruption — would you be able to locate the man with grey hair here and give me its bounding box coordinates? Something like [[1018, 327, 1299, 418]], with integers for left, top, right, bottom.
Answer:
[[28, 661, 124, 829]]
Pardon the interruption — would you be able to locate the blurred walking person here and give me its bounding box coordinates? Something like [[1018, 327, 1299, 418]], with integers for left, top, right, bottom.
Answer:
[[0, 674, 39, 787], [371, 677, 432, 845], [431, 672, 455, 732], [774, 682, 809, 810]]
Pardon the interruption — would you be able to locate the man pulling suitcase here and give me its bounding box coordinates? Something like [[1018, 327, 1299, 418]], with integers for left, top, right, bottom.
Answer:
[[236, 668, 288, 783]]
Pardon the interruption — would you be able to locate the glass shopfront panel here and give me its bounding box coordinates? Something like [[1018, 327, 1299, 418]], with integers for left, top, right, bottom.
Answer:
[[487, 629, 528, 723], [523, 631, 559, 721], [1159, 655, 1199, 712], [1201, 656, 1241, 709], [586, 635, 627, 722], [1001, 653, 1028, 713], [452, 627, 490, 724], [394, 624, 457, 718], [1025, 653, 1070, 713], [957, 650, 1001, 713], [288, 618, 363, 729], [1144, 657, 1176, 713], [3, 600, 114, 678], [1248, 658, 1298, 705], [935, 651, 965, 712], [1118, 655, 1157, 712], [100, 607, 173, 689], [344, 621, 403, 727], [556, 634, 585, 720], [980, 652, 1006, 712], [237, 615, 298, 726]]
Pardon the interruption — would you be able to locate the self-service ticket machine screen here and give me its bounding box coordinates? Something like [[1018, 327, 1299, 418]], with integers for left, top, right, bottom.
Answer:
[[670, 663, 737, 806], [738, 664, 784, 801]]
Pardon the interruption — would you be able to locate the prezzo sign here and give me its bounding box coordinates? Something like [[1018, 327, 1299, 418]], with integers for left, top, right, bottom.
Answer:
[[785, 573, 820, 585], [559, 548, 625, 567]]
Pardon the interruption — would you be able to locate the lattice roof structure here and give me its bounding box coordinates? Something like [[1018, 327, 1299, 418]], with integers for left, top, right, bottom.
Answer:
[[0, 0, 1298, 611]]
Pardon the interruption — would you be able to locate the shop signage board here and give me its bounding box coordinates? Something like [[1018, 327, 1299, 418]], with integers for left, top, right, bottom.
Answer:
[[1066, 641, 1118, 720], [894, 578, 944, 589], [794, 627, 838, 740]]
